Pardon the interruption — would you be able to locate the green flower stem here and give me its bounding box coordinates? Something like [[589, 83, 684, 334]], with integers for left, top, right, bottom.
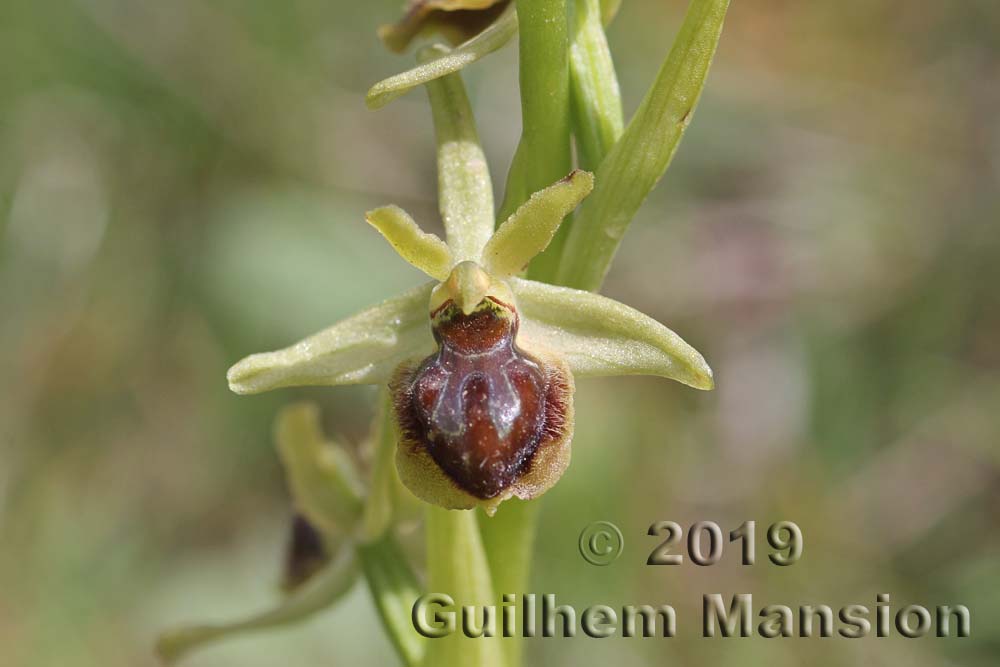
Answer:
[[424, 507, 505, 667], [556, 0, 731, 291], [358, 533, 427, 667], [422, 45, 496, 262], [569, 0, 623, 171], [507, 0, 572, 282], [366, 4, 518, 110], [479, 500, 539, 667]]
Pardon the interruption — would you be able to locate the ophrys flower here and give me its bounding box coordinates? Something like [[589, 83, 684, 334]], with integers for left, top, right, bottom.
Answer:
[[227, 167, 712, 514]]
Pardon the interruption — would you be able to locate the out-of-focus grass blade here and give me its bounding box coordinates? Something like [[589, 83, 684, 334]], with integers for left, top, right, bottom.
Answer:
[[556, 0, 730, 291], [569, 0, 624, 171], [357, 533, 427, 667], [366, 4, 517, 110]]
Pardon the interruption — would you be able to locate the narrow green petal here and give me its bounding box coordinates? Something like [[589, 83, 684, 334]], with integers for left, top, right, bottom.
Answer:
[[557, 0, 731, 291], [275, 403, 365, 538], [155, 547, 358, 664], [423, 45, 496, 262], [510, 277, 714, 389], [569, 0, 623, 171], [482, 170, 594, 277], [366, 3, 517, 110], [227, 283, 435, 395], [358, 533, 426, 667], [366, 206, 453, 280]]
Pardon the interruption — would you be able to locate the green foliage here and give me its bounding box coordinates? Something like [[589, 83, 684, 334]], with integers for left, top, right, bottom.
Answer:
[[557, 0, 731, 291]]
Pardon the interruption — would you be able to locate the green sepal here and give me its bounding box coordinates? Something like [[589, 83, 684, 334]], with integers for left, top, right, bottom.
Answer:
[[227, 283, 435, 394], [511, 277, 714, 389]]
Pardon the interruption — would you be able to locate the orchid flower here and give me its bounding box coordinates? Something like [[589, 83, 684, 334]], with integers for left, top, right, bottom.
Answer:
[[227, 73, 713, 515], [160, 1, 727, 663]]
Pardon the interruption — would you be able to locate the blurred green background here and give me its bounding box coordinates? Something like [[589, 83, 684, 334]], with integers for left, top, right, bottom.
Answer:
[[1, 0, 998, 665]]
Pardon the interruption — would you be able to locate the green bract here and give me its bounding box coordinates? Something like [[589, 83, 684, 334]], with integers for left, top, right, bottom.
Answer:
[[558, 0, 732, 290]]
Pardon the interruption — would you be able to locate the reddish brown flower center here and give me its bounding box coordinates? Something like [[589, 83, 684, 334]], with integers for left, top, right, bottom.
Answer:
[[399, 298, 550, 498]]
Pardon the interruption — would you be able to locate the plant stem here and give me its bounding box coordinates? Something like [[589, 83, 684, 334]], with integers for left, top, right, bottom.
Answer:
[[479, 500, 539, 667], [505, 0, 572, 282], [423, 507, 505, 667]]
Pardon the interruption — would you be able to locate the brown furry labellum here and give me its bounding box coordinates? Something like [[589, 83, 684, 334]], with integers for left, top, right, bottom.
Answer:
[[393, 296, 573, 511]]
